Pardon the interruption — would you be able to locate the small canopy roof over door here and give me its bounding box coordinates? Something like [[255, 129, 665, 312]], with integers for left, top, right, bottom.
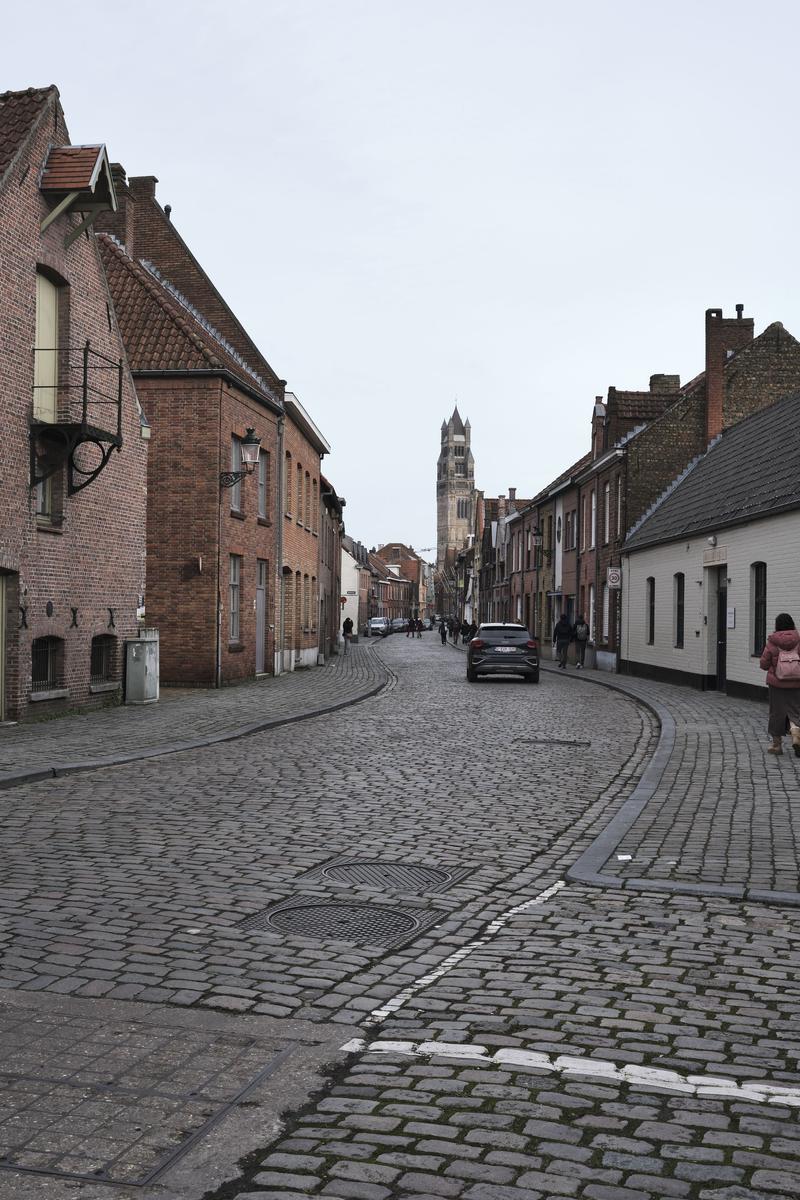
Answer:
[[40, 143, 117, 245]]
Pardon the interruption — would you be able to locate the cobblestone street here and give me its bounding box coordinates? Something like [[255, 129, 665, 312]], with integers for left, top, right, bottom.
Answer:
[[1, 636, 799, 1199]]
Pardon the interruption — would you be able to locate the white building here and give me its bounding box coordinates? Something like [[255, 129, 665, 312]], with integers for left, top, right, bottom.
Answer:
[[621, 392, 800, 699]]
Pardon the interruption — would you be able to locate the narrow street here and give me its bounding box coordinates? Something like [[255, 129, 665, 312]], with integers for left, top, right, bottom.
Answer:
[[1, 636, 799, 1200]]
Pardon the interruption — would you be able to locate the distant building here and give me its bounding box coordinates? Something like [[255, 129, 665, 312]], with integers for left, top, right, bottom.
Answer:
[[436, 407, 475, 602]]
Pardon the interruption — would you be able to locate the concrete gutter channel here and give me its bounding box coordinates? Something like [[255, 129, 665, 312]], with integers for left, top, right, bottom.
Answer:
[[0, 648, 392, 793], [447, 638, 800, 909]]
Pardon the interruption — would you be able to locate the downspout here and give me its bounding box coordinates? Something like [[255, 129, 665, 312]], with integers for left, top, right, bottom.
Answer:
[[276, 413, 285, 674], [215, 383, 223, 689]]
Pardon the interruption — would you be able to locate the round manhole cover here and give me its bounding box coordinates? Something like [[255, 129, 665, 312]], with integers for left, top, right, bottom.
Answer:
[[266, 903, 419, 944], [322, 861, 451, 891]]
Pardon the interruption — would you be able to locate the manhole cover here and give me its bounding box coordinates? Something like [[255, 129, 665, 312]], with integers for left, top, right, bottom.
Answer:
[[514, 737, 591, 747], [322, 861, 451, 891], [242, 901, 439, 948]]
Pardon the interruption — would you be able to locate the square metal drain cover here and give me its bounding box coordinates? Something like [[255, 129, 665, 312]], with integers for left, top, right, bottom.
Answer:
[[0, 1007, 291, 1186], [240, 899, 444, 949], [299, 856, 471, 893]]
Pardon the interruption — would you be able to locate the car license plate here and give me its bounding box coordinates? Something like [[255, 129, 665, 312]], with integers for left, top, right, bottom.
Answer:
[[494, 646, 516, 653]]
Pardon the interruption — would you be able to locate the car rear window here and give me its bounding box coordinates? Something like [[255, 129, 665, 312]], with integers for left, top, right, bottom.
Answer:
[[478, 625, 531, 641]]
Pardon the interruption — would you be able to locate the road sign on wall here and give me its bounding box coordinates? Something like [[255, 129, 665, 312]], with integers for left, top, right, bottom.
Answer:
[[607, 566, 622, 589]]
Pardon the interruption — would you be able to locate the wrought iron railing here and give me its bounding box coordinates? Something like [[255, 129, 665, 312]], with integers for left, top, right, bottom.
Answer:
[[32, 341, 122, 439]]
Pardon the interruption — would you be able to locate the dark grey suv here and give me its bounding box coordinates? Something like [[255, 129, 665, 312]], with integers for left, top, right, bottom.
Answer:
[[466, 623, 539, 683]]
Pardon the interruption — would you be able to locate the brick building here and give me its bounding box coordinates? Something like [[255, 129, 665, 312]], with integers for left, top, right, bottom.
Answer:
[[0, 87, 148, 721], [319, 476, 344, 660], [98, 169, 331, 681], [373, 543, 428, 618]]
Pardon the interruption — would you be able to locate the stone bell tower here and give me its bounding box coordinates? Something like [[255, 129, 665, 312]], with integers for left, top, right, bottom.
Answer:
[[436, 405, 475, 576]]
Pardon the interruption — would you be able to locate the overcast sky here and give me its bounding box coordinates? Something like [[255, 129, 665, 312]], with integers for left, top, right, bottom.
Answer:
[[6, 1, 799, 555]]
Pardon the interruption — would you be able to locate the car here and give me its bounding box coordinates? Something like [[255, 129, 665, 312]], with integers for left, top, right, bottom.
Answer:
[[466, 623, 539, 683], [368, 617, 391, 638], [390, 617, 409, 633]]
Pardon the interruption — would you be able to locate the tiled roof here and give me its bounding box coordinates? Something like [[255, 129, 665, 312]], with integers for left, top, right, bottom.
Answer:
[[98, 233, 276, 404], [609, 390, 676, 422], [0, 85, 56, 185], [625, 390, 800, 551], [40, 144, 111, 194], [529, 451, 593, 504]]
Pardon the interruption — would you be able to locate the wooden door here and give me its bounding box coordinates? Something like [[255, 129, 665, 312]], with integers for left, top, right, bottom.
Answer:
[[34, 273, 58, 422]]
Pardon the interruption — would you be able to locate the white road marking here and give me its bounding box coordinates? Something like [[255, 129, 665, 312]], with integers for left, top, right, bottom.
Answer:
[[362, 879, 566, 1026], [338, 1037, 800, 1107]]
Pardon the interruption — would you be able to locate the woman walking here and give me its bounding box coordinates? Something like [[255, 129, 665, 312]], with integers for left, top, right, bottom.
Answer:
[[759, 612, 800, 756]]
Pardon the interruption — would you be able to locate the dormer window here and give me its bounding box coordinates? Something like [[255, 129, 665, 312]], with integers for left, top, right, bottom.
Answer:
[[40, 144, 117, 248]]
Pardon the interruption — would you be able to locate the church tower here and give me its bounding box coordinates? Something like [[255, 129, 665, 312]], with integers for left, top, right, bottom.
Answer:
[[436, 406, 475, 575]]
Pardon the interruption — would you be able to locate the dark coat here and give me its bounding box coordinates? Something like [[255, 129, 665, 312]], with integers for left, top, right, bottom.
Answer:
[[553, 617, 573, 644]]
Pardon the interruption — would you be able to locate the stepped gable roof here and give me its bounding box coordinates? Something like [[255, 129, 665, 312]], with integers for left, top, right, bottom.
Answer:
[[98, 233, 279, 408], [625, 390, 800, 552], [0, 85, 56, 187]]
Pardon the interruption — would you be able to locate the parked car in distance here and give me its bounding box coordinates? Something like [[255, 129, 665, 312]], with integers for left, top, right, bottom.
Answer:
[[390, 617, 409, 633], [368, 617, 391, 638], [466, 623, 539, 683]]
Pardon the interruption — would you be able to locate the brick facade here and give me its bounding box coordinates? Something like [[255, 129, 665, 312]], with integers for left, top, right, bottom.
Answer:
[[0, 87, 148, 721]]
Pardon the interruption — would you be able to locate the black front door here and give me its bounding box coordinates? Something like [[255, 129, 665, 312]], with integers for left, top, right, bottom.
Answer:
[[716, 568, 727, 690]]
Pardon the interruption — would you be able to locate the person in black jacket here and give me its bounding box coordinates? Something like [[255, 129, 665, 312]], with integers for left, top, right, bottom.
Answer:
[[552, 613, 574, 669]]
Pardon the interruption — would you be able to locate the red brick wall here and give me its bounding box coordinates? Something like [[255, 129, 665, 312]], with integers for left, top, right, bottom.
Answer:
[[137, 375, 280, 685], [0, 93, 147, 720], [280, 415, 323, 659]]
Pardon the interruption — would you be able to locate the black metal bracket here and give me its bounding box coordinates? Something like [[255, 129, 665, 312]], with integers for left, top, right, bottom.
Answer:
[[219, 470, 250, 489], [30, 423, 122, 495]]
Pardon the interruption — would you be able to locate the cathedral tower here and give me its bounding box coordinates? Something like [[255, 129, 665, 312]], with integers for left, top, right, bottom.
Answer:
[[436, 406, 475, 575]]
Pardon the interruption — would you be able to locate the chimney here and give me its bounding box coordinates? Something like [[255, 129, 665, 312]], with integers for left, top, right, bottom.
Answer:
[[94, 162, 135, 255], [705, 305, 755, 440], [592, 396, 607, 458], [128, 175, 159, 202], [508, 487, 516, 504], [649, 374, 681, 393]]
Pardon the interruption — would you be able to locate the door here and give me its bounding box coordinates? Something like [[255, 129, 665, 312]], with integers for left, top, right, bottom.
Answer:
[[255, 560, 268, 674], [0, 575, 5, 721], [34, 273, 58, 422], [716, 567, 727, 690]]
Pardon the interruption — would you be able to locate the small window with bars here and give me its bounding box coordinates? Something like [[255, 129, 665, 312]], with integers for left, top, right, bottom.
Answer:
[[90, 635, 116, 684], [31, 636, 61, 691]]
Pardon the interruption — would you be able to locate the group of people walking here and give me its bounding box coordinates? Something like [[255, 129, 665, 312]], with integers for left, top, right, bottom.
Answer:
[[552, 613, 591, 669]]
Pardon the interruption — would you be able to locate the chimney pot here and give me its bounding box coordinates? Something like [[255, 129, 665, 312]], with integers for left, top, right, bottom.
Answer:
[[736, 303, 744, 318], [509, 487, 516, 502], [164, 204, 172, 221]]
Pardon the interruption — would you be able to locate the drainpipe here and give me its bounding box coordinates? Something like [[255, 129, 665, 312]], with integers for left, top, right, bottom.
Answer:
[[276, 413, 285, 674], [215, 385, 223, 689]]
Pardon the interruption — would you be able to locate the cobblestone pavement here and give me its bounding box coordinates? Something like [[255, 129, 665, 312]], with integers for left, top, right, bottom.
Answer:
[[1, 636, 800, 1199], [0, 644, 388, 787]]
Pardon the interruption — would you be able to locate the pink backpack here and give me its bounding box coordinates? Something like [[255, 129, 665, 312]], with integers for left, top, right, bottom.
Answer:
[[775, 646, 800, 681]]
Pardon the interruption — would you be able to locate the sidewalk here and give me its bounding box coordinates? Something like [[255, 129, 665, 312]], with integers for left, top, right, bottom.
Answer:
[[0, 642, 388, 790]]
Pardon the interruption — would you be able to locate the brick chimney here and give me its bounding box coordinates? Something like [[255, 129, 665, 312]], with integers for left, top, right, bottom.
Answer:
[[94, 163, 135, 254], [508, 487, 517, 504], [705, 305, 754, 441], [649, 374, 681, 393], [592, 397, 606, 458]]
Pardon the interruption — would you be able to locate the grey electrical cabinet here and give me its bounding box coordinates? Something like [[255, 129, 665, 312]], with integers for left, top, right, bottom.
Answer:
[[125, 629, 159, 704]]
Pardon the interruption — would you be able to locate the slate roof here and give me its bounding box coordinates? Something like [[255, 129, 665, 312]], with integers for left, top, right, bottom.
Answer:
[[0, 85, 55, 186], [98, 233, 277, 406], [528, 451, 593, 506], [625, 390, 800, 551]]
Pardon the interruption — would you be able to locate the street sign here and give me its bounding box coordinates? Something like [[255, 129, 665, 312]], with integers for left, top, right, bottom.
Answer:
[[607, 566, 622, 589]]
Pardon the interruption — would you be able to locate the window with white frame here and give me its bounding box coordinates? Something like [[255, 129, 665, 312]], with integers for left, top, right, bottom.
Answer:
[[602, 583, 609, 641], [603, 482, 610, 544], [588, 583, 595, 639], [646, 576, 655, 645], [258, 450, 269, 519], [615, 474, 622, 537], [229, 555, 241, 641], [590, 489, 597, 549]]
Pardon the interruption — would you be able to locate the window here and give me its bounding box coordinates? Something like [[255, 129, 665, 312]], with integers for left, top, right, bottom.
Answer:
[[581, 495, 587, 550], [258, 450, 270, 519], [305, 472, 311, 528], [602, 584, 609, 641], [34, 271, 59, 422], [588, 584, 595, 639], [312, 479, 318, 533], [674, 573, 685, 649], [230, 437, 242, 511], [284, 452, 292, 513], [454, 444, 465, 457], [229, 555, 241, 641], [603, 482, 610, 544], [311, 576, 318, 631], [90, 635, 116, 683], [303, 574, 310, 630], [455, 462, 466, 475], [31, 636, 61, 691], [590, 489, 597, 549], [752, 562, 767, 655], [35, 474, 52, 522], [296, 463, 303, 523], [616, 474, 622, 537], [646, 576, 655, 645]]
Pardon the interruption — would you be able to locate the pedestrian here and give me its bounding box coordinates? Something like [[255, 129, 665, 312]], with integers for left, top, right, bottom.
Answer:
[[342, 615, 353, 656], [439, 618, 447, 645], [468, 621, 478, 641], [552, 612, 574, 669], [452, 620, 459, 646], [461, 620, 470, 644], [416, 617, 423, 638], [573, 613, 590, 668], [406, 615, 412, 637], [759, 612, 800, 756]]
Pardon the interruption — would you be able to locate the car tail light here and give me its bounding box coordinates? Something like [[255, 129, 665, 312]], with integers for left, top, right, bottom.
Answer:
[[526, 640, 538, 650], [470, 638, 485, 650]]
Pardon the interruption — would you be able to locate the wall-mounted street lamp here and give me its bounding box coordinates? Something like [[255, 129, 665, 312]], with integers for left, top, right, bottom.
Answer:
[[219, 428, 261, 488]]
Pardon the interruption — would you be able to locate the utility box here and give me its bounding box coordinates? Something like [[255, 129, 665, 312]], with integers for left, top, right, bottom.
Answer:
[[125, 629, 159, 704]]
